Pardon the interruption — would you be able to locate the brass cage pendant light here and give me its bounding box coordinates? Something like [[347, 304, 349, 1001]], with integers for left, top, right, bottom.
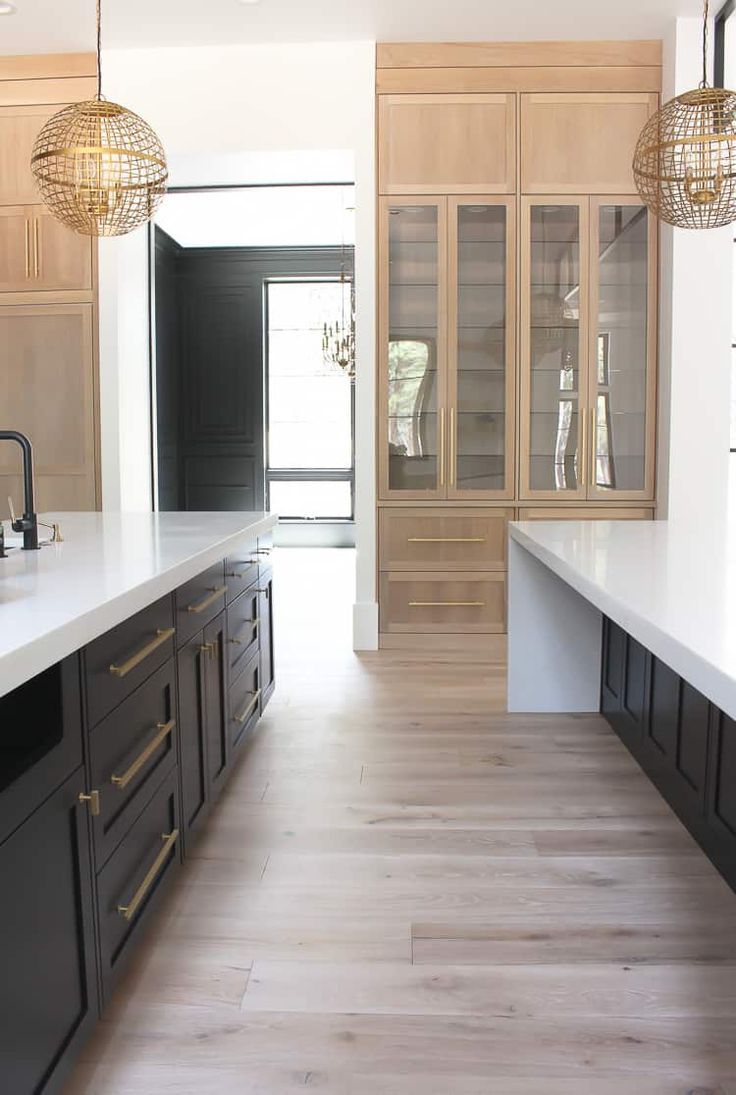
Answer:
[[633, 0, 736, 229], [30, 0, 168, 237]]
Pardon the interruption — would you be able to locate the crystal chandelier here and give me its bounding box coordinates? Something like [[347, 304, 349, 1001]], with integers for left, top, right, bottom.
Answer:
[[30, 0, 168, 237], [632, 0, 736, 230]]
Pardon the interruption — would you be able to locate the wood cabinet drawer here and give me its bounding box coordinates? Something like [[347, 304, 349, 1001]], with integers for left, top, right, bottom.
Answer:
[[229, 649, 261, 755], [518, 507, 653, 520], [225, 533, 259, 604], [84, 595, 175, 728], [96, 766, 180, 1005], [89, 661, 178, 869], [380, 507, 512, 571], [175, 561, 227, 646], [227, 585, 260, 684], [380, 571, 506, 633]]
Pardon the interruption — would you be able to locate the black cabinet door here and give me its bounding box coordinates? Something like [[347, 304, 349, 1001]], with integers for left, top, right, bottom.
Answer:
[[177, 632, 210, 845], [707, 710, 736, 885], [203, 611, 229, 800], [258, 567, 276, 711], [600, 619, 648, 753], [0, 766, 98, 1095]]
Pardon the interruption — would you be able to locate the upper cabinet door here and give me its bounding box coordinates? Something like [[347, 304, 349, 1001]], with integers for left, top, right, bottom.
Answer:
[[32, 208, 94, 293], [520, 93, 658, 194], [447, 197, 515, 499], [0, 105, 56, 205], [520, 198, 589, 500], [0, 206, 32, 291], [379, 94, 516, 195], [379, 197, 448, 500], [588, 198, 656, 501]]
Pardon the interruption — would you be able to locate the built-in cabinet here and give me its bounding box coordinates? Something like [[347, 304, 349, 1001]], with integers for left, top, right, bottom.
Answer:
[[376, 44, 660, 645]]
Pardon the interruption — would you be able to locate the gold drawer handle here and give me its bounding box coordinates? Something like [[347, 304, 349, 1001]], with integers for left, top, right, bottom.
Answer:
[[407, 537, 486, 543], [109, 627, 175, 678], [33, 218, 40, 278], [254, 548, 272, 555], [78, 790, 101, 816], [233, 689, 261, 724], [111, 719, 176, 791], [186, 585, 227, 614], [226, 567, 254, 579], [408, 600, 485, 607], [229, 619, 259, 645], [117, 829, 179, 922]]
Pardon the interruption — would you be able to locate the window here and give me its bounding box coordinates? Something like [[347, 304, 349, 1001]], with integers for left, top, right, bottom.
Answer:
[[266, 279, 354, 520]]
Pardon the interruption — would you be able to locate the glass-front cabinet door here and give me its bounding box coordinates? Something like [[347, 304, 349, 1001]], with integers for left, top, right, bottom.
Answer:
[[447, 197, 515, 499], [379, 197, 447, 499], [520, 198, 589, 500], [588, 198, 655, 501]]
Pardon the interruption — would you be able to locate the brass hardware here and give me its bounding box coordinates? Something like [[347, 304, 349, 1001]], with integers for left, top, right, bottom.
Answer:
[[439, 407, 445, 487], [229, 619, 259, 646], [199, 641, 215, 657], [51, 522, 63, 543], [449, 407, 456, 487], [232, 689, 261, 724], [109, 627, 175, 678], [33, 218, 39, 278], [24, 218, 30, 279], [590, 406, 597, 487], [579, 410, 586, 488], [78, 790, 101, 816], [186, 585, 227, 615], [407, 537, 486, 543], [408, 600, 485, 607], [253, 549, 272, 555], [111, 720, 175, 790], [226, 567, 253, 579], [116, 829, 179, 922]]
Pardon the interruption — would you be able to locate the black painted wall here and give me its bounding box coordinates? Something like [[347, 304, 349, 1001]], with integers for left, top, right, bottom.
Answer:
[[153, 232, 349, 513]]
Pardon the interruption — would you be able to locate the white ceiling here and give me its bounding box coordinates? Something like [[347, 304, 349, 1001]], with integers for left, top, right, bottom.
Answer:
[[0, 0, 705, 55]]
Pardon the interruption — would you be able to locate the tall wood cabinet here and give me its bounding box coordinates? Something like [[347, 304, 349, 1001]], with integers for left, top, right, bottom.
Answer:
[[376, 41, 661, 646], [0, 55, 99, 513]]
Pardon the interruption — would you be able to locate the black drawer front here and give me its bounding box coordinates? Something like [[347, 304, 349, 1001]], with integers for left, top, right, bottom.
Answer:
[[97, 766, 181, 1004], [229, 650, 261, 754], [227, 585, 260, 683], [176, 562, 227, 647], [257, 529, 273, 556], [84, 596, 175, 728], [225, 534, 259, 603], [90, 661, 178, 870]]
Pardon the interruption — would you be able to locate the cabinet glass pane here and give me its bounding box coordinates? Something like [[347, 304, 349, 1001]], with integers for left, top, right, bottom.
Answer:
[[594, 205, 648, 491], [387, 205, 439, 491], [455, 204, 507, 491], [528, 205, 582, 492]]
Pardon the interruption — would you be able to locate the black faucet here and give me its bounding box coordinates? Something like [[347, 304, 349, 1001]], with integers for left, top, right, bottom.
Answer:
[[0, 430, 39, 551]]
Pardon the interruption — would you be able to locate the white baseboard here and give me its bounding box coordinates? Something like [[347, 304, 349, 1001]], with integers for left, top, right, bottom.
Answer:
[[352, 600, 379, 650]]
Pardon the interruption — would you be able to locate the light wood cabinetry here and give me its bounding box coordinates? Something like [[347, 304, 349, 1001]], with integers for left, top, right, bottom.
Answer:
[[0, 205, 93, 295], [518, 507, 652, 520], [0, 104, 55, 205], [520, 93, 658, 194], [380, 571, 506, 634], [380, 507, 512, 571], [379, 94, 516, 195]]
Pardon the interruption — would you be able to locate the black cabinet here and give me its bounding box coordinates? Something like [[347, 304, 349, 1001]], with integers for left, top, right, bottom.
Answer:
[[600, 619, 648, 752], [177, 632, 210, 847], [203, 610, 230, 799], [0, 766, 98, 1095], [707, 710, 736, 880], [258, 567, 276, 711]]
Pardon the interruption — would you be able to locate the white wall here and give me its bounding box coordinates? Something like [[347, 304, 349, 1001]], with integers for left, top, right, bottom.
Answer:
[[657, 18, 733, 523], [99, 41, 378, 648]]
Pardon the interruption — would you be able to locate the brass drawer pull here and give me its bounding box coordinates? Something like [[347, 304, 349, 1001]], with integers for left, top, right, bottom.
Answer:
[[117, 829, 179, 922], [186, 585, 227, 614], [78, 790, 101, 816], [233, 689, 261, 724], [226, 566, 254, 579], [408, 600, 485, 607], [254, 548, 272, 555], [109, 627, 175, 678], [407, 537, 486, 543], [33, 218, 40, 278], [24, 218, 31, 279], [111, 719, 176, 791], [229, 619, 259, 645]]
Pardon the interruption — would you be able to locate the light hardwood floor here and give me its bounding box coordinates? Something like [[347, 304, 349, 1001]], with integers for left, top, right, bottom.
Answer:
[[65, 549, 736, 1093]]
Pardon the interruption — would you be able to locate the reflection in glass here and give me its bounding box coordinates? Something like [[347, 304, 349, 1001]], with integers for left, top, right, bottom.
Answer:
[[529, 206, 581, 491], [455, 204, 507, 491], [387, 205, 439, 490], [594, 206, 648, 491]]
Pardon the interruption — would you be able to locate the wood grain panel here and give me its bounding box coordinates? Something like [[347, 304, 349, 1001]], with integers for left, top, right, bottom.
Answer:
[[379, 506, 512, 571], [380, 570, 506, 633], [0, 77, 97, 107], [0, 104, 56, 204], [376, 41, 663, 69], [0, 52, 96, 80], [518, 507, 652, 520], [377, 67, 662, 94]]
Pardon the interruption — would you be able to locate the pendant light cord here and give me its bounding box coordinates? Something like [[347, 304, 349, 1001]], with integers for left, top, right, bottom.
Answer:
[[96, 0, 103, 100], [701, 0, 710, 88]]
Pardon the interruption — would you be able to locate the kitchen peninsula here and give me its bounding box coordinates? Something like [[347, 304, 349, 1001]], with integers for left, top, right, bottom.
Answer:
[[0, 510, 276, 1094], [508, 518, 736, 892]]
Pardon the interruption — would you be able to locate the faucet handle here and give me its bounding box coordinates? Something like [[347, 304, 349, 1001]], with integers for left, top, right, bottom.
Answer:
[[7, 495, 16, 526]]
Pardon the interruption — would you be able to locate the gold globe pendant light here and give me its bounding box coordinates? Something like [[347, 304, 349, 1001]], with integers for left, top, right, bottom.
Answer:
[[633, 0, 736, 229], [30, 0, 167, 236]]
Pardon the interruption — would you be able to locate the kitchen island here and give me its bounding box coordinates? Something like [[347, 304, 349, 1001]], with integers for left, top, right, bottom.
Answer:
[[0, 511, 277, 1094], [508, 517, 736, 893]]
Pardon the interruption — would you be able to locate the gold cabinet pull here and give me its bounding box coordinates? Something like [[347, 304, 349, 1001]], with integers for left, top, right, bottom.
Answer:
[[229, 619, 259, 646], [24, 218, 31, 280], [439, 408, 445, 487], [78, 790, 101, 816], [225, 566, 253, 579], [186, 585, 227, 614], [33, 218, 40, 278], [232, 689, 261, 724], [407, 537, 486, 543], [590, 406, 597, 487], [117, 829, 179, 922], [579, 409, 586, 488], [408, 600, 485, 607], [109, 627, 175, 678], [449, 407, 456, 487], [111, 720, 175, 791], [254, 548, 272, 555]]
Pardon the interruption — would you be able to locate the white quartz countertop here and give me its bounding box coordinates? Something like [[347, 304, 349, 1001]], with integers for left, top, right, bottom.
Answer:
[[510, 518, 736, 720], [0, 510, 277, 697]]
